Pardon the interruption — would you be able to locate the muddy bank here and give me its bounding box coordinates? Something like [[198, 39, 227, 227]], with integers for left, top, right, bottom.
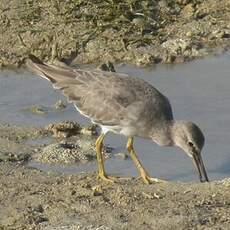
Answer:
[[0, 123, 229, 229], [0, 163, 230, 229], [1, 0, 230, 67], [0, 122, 113, 165]]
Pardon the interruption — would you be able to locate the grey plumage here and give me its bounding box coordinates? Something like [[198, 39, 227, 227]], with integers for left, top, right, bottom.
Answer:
[[27, 59, 173, 137], [27, 57, 209, 183]]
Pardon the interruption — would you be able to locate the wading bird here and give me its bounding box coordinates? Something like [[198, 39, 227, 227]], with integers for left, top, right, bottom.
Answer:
[[27, 57, 209, 184]]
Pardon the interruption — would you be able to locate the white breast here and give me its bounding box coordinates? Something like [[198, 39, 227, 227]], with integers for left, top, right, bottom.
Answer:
[[101, 124, 137, 137], [74, 105, 138, 137]]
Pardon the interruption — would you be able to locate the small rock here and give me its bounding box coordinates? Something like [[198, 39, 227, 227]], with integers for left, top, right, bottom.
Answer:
[[142, 192, 162, 199], [211, 30, 230, 39], [142, 192, 154, 199], [186, 31, 193, 37], [102, 145, 113, 155], [162, 53, 176, 64], [162, 38, 192, 55], [176, 0, 189, 5], [180, 4, 194, 19], [174, 56, 185, 63], [194, 9, 208, 20], [54, 100, 66, 109], [114, 152, 129, 160], [92, 185, 103, 196], [71, 190, 76, 195], [132, 17, 145, 27], [153, 193, 162, 199], [80, 124, 98, 136], [23, 105, 46, 114], [34, 148, 40, 153], [136, 53, 155, 66], [33, 204, 44, 213], [35, 142, 95, 164], [97, 62, 116, 72], [46, 121, 82, 138]]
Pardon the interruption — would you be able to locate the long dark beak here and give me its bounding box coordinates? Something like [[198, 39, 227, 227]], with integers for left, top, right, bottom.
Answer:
[[192, 152, 209, 182]]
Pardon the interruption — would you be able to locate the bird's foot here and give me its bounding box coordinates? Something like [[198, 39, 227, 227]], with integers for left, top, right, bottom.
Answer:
[[97, 173, 117, 183], [141, 174, 166, 184]]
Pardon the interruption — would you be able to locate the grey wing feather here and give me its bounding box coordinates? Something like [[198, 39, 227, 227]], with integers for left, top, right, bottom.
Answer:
[[27, 59, 76, 83], [27, 58, 173, 127], [54, 73, 139, 125], [27, 59, 135, 125]]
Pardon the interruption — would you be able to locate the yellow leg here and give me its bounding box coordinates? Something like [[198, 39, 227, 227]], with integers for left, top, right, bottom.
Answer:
[[126, 137, 165, 184], [95, 133, 115, 183]]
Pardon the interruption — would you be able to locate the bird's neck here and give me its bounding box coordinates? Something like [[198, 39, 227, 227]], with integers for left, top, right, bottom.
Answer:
[[150, 121, 174, 146], [169, 120, 187, 147]]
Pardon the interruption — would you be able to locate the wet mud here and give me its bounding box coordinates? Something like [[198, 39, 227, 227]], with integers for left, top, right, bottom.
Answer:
[[0, 123, 229, 229]]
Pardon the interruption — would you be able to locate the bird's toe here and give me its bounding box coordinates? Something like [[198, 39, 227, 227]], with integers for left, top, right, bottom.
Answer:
[[141, 175, 167, 184], [97, 174, 117, 183]]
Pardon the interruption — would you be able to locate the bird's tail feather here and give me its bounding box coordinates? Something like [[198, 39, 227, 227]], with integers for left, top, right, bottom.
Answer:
[[26, 55, 76, 83]]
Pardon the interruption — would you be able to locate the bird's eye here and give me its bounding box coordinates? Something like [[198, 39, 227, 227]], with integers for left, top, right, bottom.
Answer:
[[188, 141, 194, 147]]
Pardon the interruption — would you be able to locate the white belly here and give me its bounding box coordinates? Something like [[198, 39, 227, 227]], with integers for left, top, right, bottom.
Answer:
[[101, 125, 137, 137], [74, 105, 138, 137]]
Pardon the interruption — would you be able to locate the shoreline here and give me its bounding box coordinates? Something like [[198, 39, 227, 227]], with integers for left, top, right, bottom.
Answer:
[[0, 122, 229, 229]]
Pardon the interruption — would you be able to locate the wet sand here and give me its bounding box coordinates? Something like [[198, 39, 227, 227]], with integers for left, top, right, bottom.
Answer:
[[0, 157, 230, 229], [0, 120, 229, 230]]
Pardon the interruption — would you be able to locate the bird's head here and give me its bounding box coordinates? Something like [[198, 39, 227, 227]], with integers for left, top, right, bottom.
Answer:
[[172, 121, 209, 182]]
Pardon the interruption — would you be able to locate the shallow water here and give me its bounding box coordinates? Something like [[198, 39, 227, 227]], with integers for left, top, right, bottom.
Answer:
[[1, 53, 230, 182]]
